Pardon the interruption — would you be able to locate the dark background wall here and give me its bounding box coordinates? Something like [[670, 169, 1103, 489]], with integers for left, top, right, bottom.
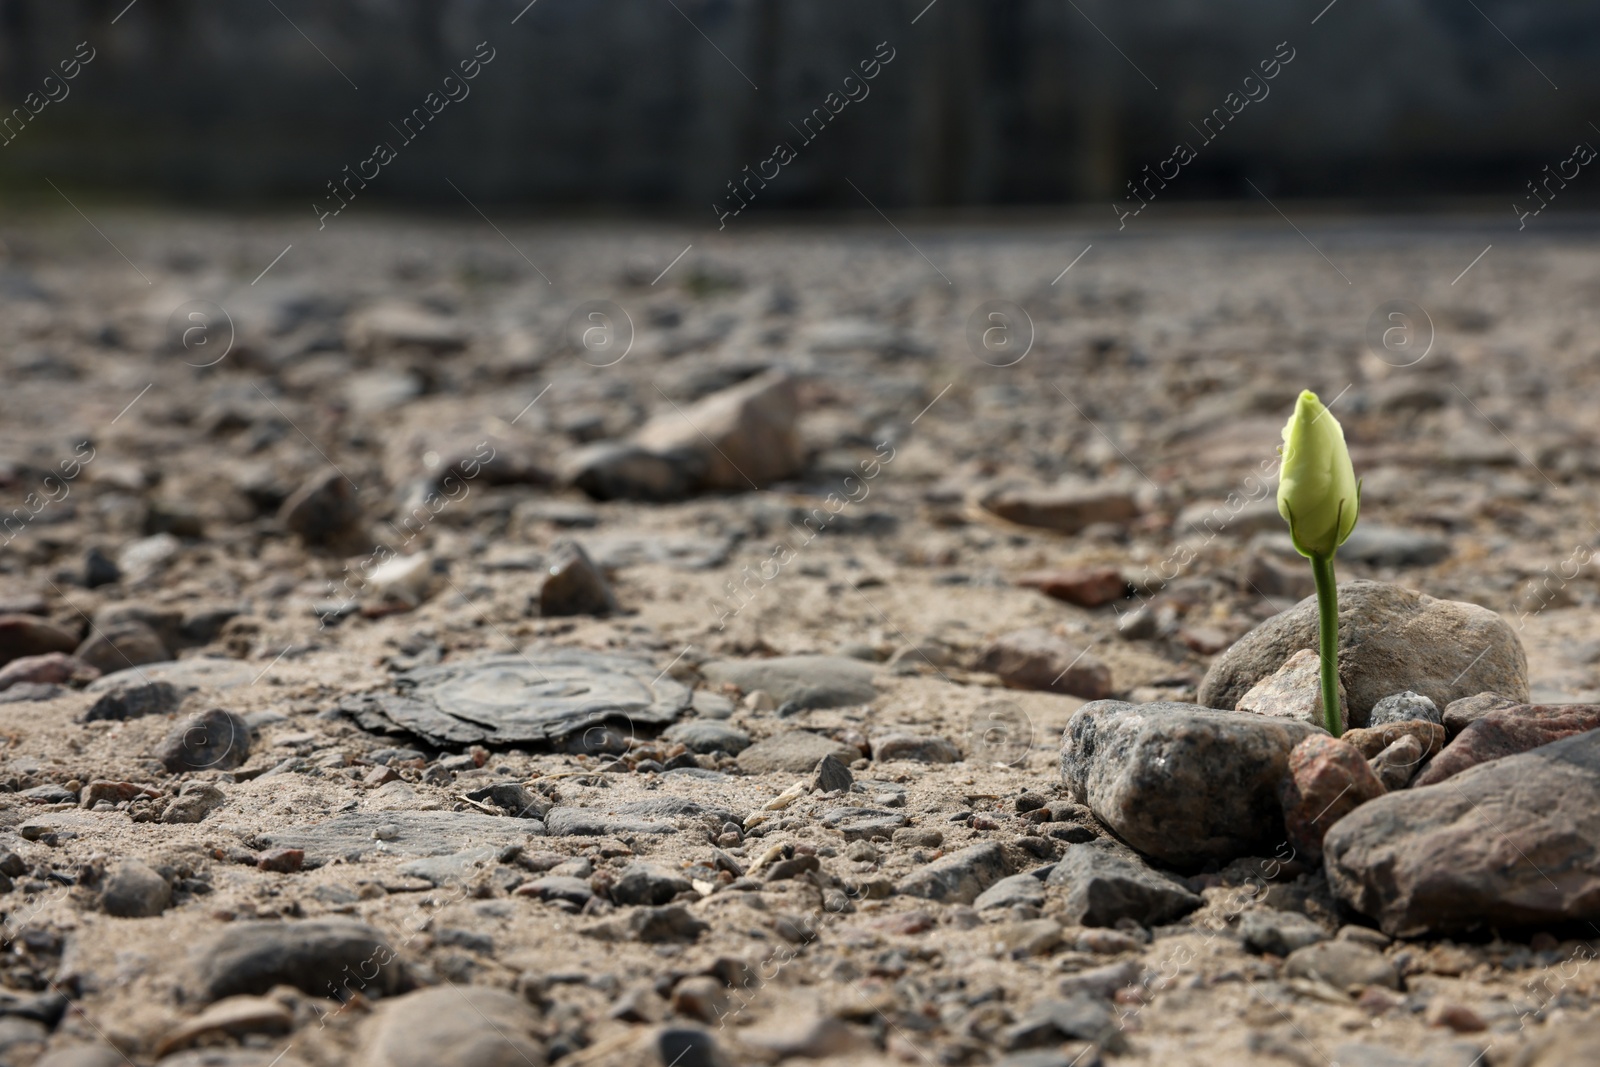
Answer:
[[0, 0, 1596, 213]]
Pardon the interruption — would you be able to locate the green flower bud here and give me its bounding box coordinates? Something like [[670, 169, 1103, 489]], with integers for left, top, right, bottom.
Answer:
[[1277, 389, 1360, 559]]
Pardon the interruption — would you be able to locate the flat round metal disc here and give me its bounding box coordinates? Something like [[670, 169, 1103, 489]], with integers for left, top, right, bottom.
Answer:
[[378, 648, 691, 746]]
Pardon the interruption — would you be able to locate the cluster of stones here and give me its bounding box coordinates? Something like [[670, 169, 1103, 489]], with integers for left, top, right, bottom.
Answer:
[[1061, 579, 1600, 940]]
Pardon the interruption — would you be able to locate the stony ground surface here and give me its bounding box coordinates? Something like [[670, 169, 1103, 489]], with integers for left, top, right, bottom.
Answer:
[[0, 212, 1597, 1066]]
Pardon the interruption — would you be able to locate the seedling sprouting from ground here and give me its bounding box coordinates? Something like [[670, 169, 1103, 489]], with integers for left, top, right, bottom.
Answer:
[[1277, 390, 1361, 736]]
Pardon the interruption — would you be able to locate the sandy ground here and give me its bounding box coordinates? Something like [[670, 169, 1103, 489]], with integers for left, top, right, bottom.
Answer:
[[0, 210, 1596, 1065]]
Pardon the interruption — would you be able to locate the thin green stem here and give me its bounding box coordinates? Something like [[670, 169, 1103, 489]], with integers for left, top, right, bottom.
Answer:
[[1310, 553, 1342, 736]]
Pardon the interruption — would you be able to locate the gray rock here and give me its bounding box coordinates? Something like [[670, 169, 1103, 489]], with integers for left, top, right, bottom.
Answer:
[[995, 1052, 1103, 1067], [1044, 841, 1201, 927], [462, 781, 550, 819], [161, 781, 227, 824], [279, 469, 366, 550], [257, 811, 542, 864], [518, 876, 593, 907], [357, 985, 545, 1067], [999, 995, 1124, 1052], [810, 754, 853, 793], [151, 1049, 308, 1067], [544, 798, 735, 838], [93, 602, 187, 651], [1282, 939, 1400, 990], [896, 842, 1008, 904], [34, 1046, 127, 1067], [663, 720, 751, 756], [0, 1018, 47, 1056], [82, 678, 185, 721], [1060, 700, 1320, 866], [973, 873, 1048, 912], [702, 656, 876, 710], [1238, 909, 1328, 956], [0, 682, 62, 703], [543, 808, 670, 837], [632, 368, 803, 492], [87, 656, 257, 694], [561, 441, 695, 503], [343, 649, 691, 748], [156, 708, 252, 772], [1338, 524, 1453, 567], [192, 919, 405, 1003], [1198, 580, 1528, 727], [820, 808, 907, 840], [538, 540, 617, 617], [584, 905, 708, 944], [869, 733, 961, 763], [1325, 728, 1600, 936], [974, 628, 1114, 700], [73, 619, 170, 675], [655, 1027, 721, 1067], [1328, 1041, 1489, 1067], [690, 690, 735, 719], [736, 731, 860, 774], [611, 862, 693, 906], [101, 859, 171, 918], [1368, 690, 1440, 726], [1511, 1019, 1600, 1067], [397, 847, 501, 886], [1054, 958, 1145, 999], [1369, 734, 1425, 791], [20, 783, 75, 803]]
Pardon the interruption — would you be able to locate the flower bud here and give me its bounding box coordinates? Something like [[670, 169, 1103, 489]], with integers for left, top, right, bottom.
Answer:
[[1277, 389, 1359, 559]]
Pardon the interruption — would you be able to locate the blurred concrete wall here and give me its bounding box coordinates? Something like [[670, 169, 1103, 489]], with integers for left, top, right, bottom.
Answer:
[[0, 0, 1595, 209]]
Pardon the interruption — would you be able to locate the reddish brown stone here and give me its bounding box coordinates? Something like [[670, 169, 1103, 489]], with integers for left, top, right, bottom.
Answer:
[[1413, 703, 1600, 787], [1017, 567, 1128, 608], [1341, 720, 1445, 760], [0, 651, 97, 691], [1440, 691, 1521, 737], [1279, 734, 1386, 862], [257, 848, 304, 873], [974, 627, 1113, 699], [980, 485, 1139, 535], [79, 780, 162, 809], [1180, 625, 1232, 655], [1426, 1002, 1486, 1033], [0, 614, 79, 667], [363, 765, 400, 787]]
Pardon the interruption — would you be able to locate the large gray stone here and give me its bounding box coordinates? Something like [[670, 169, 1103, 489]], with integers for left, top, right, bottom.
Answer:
[[1061, 700, 1320, 867], [191, 920, 406, 1002], [1198, 580, 1527, 727], [1044, 841, 1201, 927], [1238, 909, 1328, 956], [1325, 729, 1600, 936], [895, 842, 1008, 904], [736, 731, 860, 774], [256, 811, 543, 864], [101, 859, 172, 918], [156, 708, 252, 772], [632, 369, 803, 492], [662, 720, 751, 755], [701, 656, 876, 710], [1282, 939, 1400, 991], [358, 985, 546, 1067], [973, 873, 1048, 912], [87, 656, 257, 694], [342, 648, 692, 748]]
